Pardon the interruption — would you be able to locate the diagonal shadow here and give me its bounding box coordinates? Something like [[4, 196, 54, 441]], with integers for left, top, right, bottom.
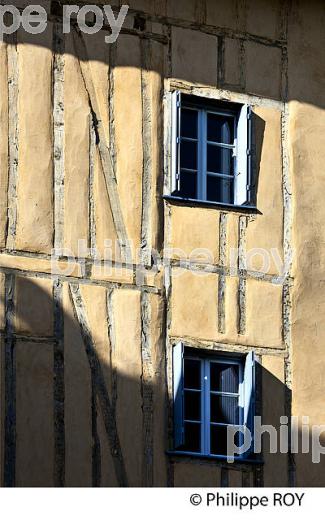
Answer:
[[0, 273, 325, 486]]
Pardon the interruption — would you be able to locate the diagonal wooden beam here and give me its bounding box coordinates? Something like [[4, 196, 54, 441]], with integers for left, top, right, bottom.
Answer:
[[68, 282, 128, 487], [72, 27, 130, 263]]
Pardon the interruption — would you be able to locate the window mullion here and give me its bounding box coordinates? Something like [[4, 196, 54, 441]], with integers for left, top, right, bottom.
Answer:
[[202, 111, 207, 200], [200, 360, 205, 455], [203, 359, 210, 455], [197, 110, 205, 200], [197, 110, 202, 200]]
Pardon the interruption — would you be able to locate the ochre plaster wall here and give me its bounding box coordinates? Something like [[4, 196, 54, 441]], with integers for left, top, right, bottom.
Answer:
[[0, 0, 324, 487]]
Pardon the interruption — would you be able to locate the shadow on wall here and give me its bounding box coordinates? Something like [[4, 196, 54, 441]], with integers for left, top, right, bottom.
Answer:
[[1, 274, 325, 487], [0, 273, 169, 487], [2, 0, 325, 109], [1, 0, 325, 489]]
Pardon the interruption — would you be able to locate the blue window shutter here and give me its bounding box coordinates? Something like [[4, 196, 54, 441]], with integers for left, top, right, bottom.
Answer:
[[173, 341, 184, 448], [235, 104, 251, 205], [243, 350, 255, 454], [171, 90, 181, 193]]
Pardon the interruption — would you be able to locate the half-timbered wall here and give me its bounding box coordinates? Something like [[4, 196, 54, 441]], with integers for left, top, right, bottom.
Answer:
[[0, 0, 324, 486]]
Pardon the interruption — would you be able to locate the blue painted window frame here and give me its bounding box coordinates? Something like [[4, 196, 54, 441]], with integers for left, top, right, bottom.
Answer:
[[172, 344, 255, 460], [170, 92, 252, 207]]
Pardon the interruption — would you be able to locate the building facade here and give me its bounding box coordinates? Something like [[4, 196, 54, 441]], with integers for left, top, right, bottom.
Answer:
[[0, 0, 325, 486]]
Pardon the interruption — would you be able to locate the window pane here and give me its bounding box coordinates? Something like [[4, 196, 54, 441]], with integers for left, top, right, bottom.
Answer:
[[207, 175, 233, 204], [180, 171, 197, 199], [207, 145, 234, 175], [181, 108, 198, 139], [184, 390, 201, 421], [207, 113, 234, 144], [184, 359, 201, 389], [210, 363, 239, 393], [210, 394, 239, 424], [183, 422, 201, 453], [180, 140, 197, 170], [210, 425, 239, 456]]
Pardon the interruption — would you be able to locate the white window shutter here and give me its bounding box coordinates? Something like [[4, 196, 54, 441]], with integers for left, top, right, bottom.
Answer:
[[235, 104, 251, 205], [243, 350, 255, 454], [171, 90, 181, 193], [173, 341, 184, 448]]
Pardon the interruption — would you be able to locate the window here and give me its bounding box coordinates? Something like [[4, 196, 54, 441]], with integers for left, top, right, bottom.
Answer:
[[173, 344, 255, 459], [170, 92, 252, 207]]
